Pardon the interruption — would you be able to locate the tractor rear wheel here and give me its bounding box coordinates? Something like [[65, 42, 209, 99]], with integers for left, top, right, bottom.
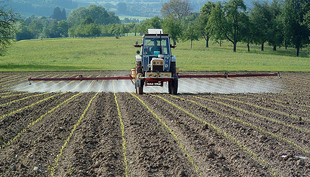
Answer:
[[136, 86, 143, 94], [168, 74, 178, 95], [135, 73, 144, 94]]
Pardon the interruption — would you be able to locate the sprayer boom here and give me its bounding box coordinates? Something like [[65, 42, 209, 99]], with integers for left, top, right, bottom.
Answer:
[[28, 72, 279, 83], [28, 75, 132, 82], [178, 72, 279, 79]]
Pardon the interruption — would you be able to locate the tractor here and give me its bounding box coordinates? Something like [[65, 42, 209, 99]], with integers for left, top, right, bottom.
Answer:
[[132, 29, 178, 94]]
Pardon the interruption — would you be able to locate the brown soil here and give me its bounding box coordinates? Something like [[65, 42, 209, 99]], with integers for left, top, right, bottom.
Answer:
[[0, 71, 309, 176]]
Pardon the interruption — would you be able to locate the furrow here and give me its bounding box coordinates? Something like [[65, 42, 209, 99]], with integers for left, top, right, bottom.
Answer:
[[192, 96, 310, 152], [213, 96, 310, 123], [116, 87, 198, 176], [149, 93, 277, 176], [129, 92, 200, 176], [0, 92, 32, 99], [51, 92, 99, 176], [0, 92, 80, 150], [0, 93, 93, 176], [53, 80, 127, 176], [0, 93, 61, 121], [0, 92, 50, 107], [113, 82, 128, 176], [229, 94, 309, 112]]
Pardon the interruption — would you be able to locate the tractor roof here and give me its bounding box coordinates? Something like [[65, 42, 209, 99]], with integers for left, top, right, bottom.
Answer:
[[143, 34, 170, 38]]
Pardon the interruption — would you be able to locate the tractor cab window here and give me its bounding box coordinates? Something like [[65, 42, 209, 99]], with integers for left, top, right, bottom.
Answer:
[[143, 38, 170, 56]]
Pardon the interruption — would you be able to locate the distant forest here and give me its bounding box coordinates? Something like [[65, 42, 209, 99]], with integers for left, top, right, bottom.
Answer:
[[9, 0, 77, 17], [9, 0, 273, 18]]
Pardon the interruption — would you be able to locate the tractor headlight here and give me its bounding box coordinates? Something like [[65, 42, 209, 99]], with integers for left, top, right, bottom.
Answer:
[[164, 57, 170, 71]]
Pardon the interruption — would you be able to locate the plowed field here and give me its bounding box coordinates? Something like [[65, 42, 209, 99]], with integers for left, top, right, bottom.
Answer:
[[0, 71, 309, 176]]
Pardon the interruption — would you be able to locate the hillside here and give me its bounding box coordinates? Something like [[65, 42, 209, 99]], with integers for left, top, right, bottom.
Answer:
[[7, 0, 273, 18], [8, 0, 77, 17]]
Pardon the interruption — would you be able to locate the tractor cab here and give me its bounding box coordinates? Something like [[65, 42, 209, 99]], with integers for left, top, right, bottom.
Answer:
[[142, 36, 171, 56]]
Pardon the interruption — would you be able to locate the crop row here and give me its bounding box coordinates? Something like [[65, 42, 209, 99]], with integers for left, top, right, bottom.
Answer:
[[1, 72, 309, 176]]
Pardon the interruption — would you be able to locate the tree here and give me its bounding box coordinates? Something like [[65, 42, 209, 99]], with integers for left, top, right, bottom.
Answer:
[[120, 24, 129, 36], [209, 0, 248, 52], [108, 24, 121, 36], [183, 20, 200, 48], [128, 21, 137, 36], [198, 1, 215, 48], [241, 13, 255, 52], [28, 19, 43, 38], [303, 10, 310, 29], [207, 2, 226, 45], [67, 5, 120, 27], [138, 16, 163, 34], [58, 20, 68, 37], [15, 21, 34, 41], [81, 16, 94, 25], [267, 0, 284, 51], [283, 0, 310, 56], [66, 6, 86, 27], [161, 0, 192, 21], [49, 19, 61, 38], [251, 1, 271, 51], [51, 7, 64, 21], [0, 0, 19, 55], [61, 8, 66, 20], [163, 17, 182, 43], [251, 0, 283, 51]]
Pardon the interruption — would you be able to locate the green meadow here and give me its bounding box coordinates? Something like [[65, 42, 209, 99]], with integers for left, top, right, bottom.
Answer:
[[0, 36, 309, 72]]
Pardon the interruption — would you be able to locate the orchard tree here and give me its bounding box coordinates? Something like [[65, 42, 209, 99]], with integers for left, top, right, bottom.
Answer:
[[198, 1, 215, 48], [0, 0, 19, 55], [108, 24, 121, 36], [183, 19, 200, 48], [304, 11, 310, 28], [267, 0, 284, 51], [251, 1, 271, 51], [209, 0, 248, 52], [120, 24, 129, 36], [163, 17, 182, 43], [283, 0, 310, 56], [128, 21, 137, 36], [251, 0, 283, 51], [240, 13, 255, 52], [138, 16, 162, 34], [161, 0, 192, 21], [207, 2, 226, 45]]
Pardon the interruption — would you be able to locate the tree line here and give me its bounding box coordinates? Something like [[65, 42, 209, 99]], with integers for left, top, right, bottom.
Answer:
[[1, 0, 310, 56], [158, 0, 310, 56]]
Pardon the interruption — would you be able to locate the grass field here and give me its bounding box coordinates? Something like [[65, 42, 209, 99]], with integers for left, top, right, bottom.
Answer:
[[118, 15, 150, 21], [0, 36, 309, 72]]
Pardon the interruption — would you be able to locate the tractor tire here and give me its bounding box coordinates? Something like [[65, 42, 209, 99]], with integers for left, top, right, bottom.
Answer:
[[168, 74, 178, 95], [170, 62, 176, 74], [135, 73, 144, 94], [136, 85, 143, 94]]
